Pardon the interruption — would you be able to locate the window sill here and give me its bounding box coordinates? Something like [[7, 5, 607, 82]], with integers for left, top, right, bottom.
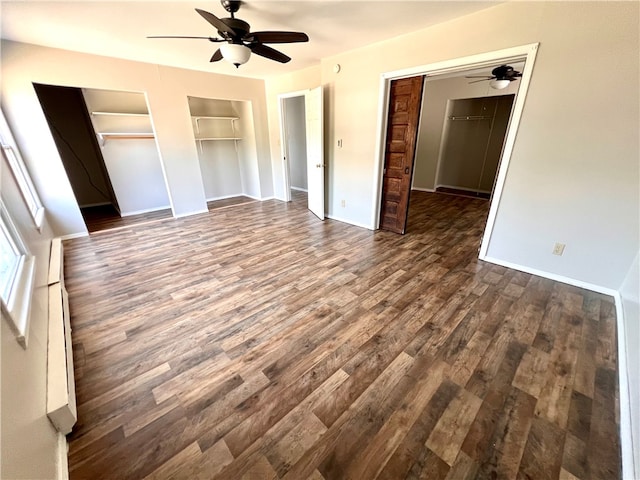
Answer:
[[33, 207, 45, 233], [1, 254, 35, 349]]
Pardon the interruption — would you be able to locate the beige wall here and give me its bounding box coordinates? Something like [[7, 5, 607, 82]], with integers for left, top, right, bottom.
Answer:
[[1, 152, 59, 478], [1, 41, 272, 235], [265, 1, 639, 291]]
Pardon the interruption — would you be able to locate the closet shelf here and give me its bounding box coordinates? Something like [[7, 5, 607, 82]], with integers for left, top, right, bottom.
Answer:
[[196, 137, 242, 141], [97, 132, 155, 145], [193, 115, 239, 134], [192, 115, 239, 120], [91, 111, 150, 117]]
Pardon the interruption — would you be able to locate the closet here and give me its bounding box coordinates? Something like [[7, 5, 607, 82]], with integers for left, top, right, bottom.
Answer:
[[435, 95, 514, 196], [187, 96, 260, 201], [33, 84, 119, 213], [83, 88, 171, 216]]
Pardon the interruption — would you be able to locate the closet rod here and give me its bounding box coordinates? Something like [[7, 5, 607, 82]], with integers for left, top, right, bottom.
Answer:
[[448, 115, 493, 121]]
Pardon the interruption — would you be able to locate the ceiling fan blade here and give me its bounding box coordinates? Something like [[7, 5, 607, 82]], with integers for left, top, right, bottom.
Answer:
[[465, 75, 494, 79], [468, 79, 491, 84], [249, 43, 291, 63], [246, 31, 309, 44], [210, 49, 223, 62], [147, 35, 222, 42], [195, 8, 235, 36]]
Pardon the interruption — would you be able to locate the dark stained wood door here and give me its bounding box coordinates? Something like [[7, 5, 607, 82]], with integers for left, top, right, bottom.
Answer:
[[379, 76, 424, 234]]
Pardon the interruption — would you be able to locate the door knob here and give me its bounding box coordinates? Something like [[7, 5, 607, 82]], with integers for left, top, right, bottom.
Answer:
[[405, 167, 410, 174]]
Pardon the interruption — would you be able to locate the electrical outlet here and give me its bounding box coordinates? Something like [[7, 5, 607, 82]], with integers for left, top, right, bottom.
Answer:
[[341, 200, 346, 208], [552, 243, 566, 256]]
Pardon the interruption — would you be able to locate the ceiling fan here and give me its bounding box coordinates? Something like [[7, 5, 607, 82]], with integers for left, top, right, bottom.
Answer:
[[466, 65, 522, 89], [148, 0, 309, 68]]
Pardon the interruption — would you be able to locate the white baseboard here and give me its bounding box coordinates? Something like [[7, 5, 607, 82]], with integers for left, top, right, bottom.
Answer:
[[56, 432, 69, 480], [411, 187, 435, 192], [326, 213, 374, 231], [241, 194, 274, 201], [120, 205, 171, 217], [173, 208, 209, 218], [206, 194, 275, 202], [59, 231, 89, 241], [480, 255, 618, 296], [436, 184, 492, 195], [291, 187, 308, 192], [206, 194, 244, 202], [481, 255, 634, 479]]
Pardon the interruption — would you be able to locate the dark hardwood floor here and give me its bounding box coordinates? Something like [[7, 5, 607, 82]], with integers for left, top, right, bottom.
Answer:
[[81, 197, 256, 233], [63, 191, 621, 479], [80, 204, 173, 233]]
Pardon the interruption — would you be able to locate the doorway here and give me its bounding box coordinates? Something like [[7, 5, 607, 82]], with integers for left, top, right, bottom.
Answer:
[[282, 95, 308, 203], [279, 87, 325, 220], [374, 43, 538, 258]]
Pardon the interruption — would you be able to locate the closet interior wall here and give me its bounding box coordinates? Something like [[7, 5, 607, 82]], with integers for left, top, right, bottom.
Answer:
[[188, 96, 260, 201], [82, 88, 171, 216], [436, 95, 514, 195]]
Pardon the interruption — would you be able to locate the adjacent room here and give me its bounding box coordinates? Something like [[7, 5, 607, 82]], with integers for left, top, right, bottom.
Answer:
[[1, 1, 638, 479]]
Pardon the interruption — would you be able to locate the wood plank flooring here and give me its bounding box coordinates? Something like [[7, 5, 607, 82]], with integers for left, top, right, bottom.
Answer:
[[80, 204, 173, 233], [63, 191, 621, 479], [81, 196, 256, 233]]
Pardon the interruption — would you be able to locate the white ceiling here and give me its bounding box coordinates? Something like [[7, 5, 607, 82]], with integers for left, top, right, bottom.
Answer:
[[0, 1, 501, 79]]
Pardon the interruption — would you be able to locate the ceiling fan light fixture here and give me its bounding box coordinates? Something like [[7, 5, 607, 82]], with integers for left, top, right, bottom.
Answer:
[[490, 79, 511, 90], [220, 43, 251, 67]]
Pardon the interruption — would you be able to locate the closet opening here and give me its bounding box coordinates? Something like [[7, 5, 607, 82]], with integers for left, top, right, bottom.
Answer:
[[431, 94, 515, 200], [187, 95, 261, 211], [33, 84, 172, 233]]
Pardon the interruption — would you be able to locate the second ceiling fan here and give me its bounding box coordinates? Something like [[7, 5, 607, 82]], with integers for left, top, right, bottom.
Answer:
[[148, 0, 309, 67], [466, 65, 522, 89]]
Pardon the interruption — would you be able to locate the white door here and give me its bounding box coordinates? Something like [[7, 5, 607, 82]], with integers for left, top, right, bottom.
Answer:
[[305, 87, 324, 220]]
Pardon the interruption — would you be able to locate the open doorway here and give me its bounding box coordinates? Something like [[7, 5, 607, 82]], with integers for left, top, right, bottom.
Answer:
[[279, 87, 325, 220], [413, 67, 519, 199], [281, 94, 308, 205], [374, 44, 538, 258]]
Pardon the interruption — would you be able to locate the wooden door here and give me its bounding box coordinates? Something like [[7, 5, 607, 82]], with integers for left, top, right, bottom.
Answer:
[[305, 86, 324, 220], [379, 76, 424, 234]]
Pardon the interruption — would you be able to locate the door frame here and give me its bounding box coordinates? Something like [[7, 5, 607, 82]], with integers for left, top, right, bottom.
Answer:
[[278, 89, 309, 202], [372, 43, 539, 258]]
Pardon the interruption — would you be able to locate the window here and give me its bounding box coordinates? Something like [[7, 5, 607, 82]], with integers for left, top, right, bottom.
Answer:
[[0, 216, 22, 299], [0, 111, 44, 230], [0, 201, 35, 348]]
